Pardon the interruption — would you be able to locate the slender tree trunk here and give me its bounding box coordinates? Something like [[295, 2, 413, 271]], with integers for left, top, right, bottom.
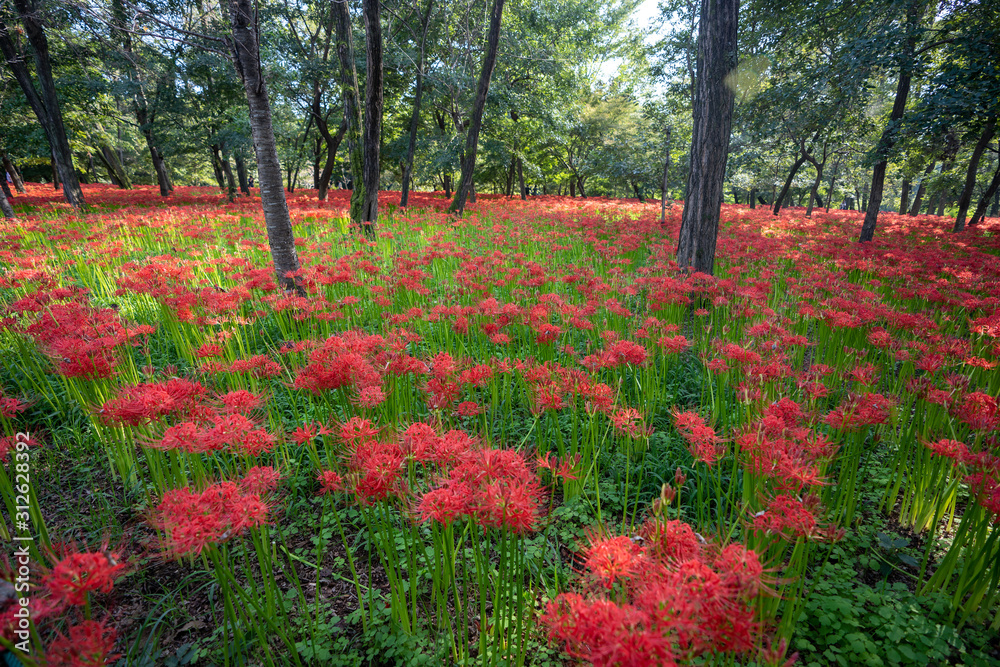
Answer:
[[449, 0, 506, 215], [908, 161, 934, 215], [935, 190, 947, 215], [0, 182, 13, 218], [805, 149, 826, 217], [0, 4, 84, 208], [2, 153, 25, 193], [773, 154, 806, 215], [899, 179, 911, 214], [360, 0, 382, 237], [569, 179, 575, 197], [221, 149, 237, 201], [825, 157, 840, 212], [675, 0, 738, 275], [517, 158, 526, 200], [95, 148, 122, 187], [101, 144, 132, 188], [0, 175, 12, 201], [317, 120, 347, 201], [969, 158, 1000, 226], [332, 0, 365, 225], [235, 153, 250, 195], [749, 188, 756, 209], [661, 128, 672, 221], [401, 0, 434, 208], [858, 0, 925, 242], [505, 156, 515, 196], [210, 145, 226, 190], [578, 177, 586, 198], [953, 115, 996, 231], [228, 0, 301, 292]]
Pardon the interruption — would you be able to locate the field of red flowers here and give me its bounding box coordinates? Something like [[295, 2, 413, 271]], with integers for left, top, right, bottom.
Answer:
[[1, 183, 999, 667]]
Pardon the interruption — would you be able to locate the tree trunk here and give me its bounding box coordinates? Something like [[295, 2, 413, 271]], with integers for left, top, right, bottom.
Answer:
[[569, 179, 575, 197], [221, 149, 237, 201], [773, 154, 806, 215], [505, 156, 515, 196], [235, 153, 250, 195], [908, 161, 934, 215], [675, 0, 738, 276], [804, 148, 826, 217], [578, 177, 586, 198], [517, 158, 526, 200], [317, 120, 347, 201], [332, 0, 365, 225], [401, 0, 434, 208], [898, 179, 911, 214], [969, 158, 1000, 226], [360, 0, 382, 237], [101, 144, 132, 188], [51, 151, 60, 189], [0, 174, 12, 201], [858, 0, 925, 242], [825, 157, 840, 212], [448, 0, 506, 215], [661, 128, 672, 222], [95, 148, 122, 187], [210, 145, 226, 190], [935, 190, 947, 216], [953, 115, 996, 231], [0, 182, 13, 218], [749, 188, 756, 209], [0, 3, 85, 208], [2, 153, 25, 193], [228, 0, 301, 292]]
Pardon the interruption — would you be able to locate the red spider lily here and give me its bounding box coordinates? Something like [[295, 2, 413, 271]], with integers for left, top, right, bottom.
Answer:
[[151, 481, 269, 557], [672, 410, 723, 465], [317, 469, 344, 495], [219, 389, 265, 414], [239, 466, 282, 495], [0, 393, 28, 418], [337, 416, 380, 446], [751, 494, 819, 539], [418, 445, 544, 533], [923, 438, 970, 463], [612, 408, 651, 439], [43, 546, 127, 606], [44, 619, 120, 667], [98, 378, 210, 426], [952, 391, 1000, 432], [584, 533, 647, 589]]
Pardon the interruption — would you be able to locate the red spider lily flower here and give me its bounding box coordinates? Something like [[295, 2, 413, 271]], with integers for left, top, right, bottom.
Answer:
[[923, 438, 969, 463], [317, 470, 344, 495], [44, 619, 120, 667], [0, 432, 42, 461], [351, 441, 407, 504], [43, 547, 127, 606], [953, 391, 1000, 432], [239, 466, 282, 495], [585, 534, 647, 588], [612, 408, 651, 439], [751, 494, 818, 538], [98, 378, 209, 426], [353, 385, 387, 408], [290, 422, 319, 445], [672, 410, 723, 465], [640, 518, 703, 563], [0, 394, 29, 418], [658, 335, 689, 354], [338, 416, 380, 446], [151, 481, 269, 557], [219, 389, 265, 414], [455, 400, 483, 417]]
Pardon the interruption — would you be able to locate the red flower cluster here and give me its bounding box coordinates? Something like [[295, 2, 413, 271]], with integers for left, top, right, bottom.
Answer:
[[544, 517, 769, 666], [152, 480, 270, 556], [673, 410, 724, 465]]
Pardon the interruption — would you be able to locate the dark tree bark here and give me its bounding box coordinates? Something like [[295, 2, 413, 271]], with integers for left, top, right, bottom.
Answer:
[[448, 0, 506, 215], [749, 188, 757, 209], [235, 153, 250, 195], [0, 181, 13, 218], [316, 119, 347, 201], [969, 158, 1000, 226], [100, 144, 132, 188], [227, 0, 301, 292], [953, 115, 996, 231], [772, 153, 806, 215], [2, 153, 25, 193], [825, 156, 840, 212], [0, 4, 84, 207], [675, 0, 738, 276], [908, 161, 934, 215], [221, 148, 237, 201], [804, 143, 828, 217], [661, 129, 672, 222], [0, 174, 12, 201], [899, 179, 911, 214], [858, 0, 925, 242], [505, 155, 515, 196], [332, 0, 365, 226], [210, 144, 226, 190], [401, 0, 434, 208], [360, 0, 382, 237]]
